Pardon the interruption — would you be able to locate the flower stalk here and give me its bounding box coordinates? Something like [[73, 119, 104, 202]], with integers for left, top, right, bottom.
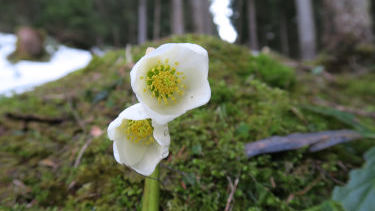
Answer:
[[141, 164, 160, 211]]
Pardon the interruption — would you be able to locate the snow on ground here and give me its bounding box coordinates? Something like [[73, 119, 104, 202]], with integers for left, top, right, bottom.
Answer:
[[0, 33, 92, 97]]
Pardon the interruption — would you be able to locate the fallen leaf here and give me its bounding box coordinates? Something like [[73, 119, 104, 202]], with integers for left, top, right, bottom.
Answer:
[[90, 126, 103, 137], [39, 159, 58, 169]]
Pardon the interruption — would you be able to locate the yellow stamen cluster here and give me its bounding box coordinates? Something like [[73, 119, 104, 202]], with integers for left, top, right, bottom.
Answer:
[[125, 119, 154, 144], [141, 59, 185, 104]]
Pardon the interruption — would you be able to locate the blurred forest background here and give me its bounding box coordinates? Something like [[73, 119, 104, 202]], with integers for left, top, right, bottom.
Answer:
[[1, 0, 375, 210], [1, 0, 374, 62]]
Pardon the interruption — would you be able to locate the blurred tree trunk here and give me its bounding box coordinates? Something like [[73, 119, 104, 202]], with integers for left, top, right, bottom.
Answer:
[[171, 0, 184, 34], [236, 0, 244, 43], [322, 0, 373, 50], [190, 0, 212, 34], [191, 0, 205, 33], [153, 0, 161, 39], [112, 27, 120, 46], [202, 0, 213, 34], [138, 0, 147, 44], [247, 0, 258, 50], [279, 6, 289, 56], [295, 0, 316, 60]]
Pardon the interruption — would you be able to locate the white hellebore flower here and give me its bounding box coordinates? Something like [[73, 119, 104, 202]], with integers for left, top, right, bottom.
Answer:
[[107, 103, 170, 176], [130, 43, 211, 124]]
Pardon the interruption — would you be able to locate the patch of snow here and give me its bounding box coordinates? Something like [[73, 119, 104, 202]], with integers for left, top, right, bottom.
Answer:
[[211, 0, 237, 43], [0, 33, 92, 97]]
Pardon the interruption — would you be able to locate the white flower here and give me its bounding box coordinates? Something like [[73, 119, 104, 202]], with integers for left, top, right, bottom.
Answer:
[[130, 43, 211, 124], [107, 103, 170, 176]]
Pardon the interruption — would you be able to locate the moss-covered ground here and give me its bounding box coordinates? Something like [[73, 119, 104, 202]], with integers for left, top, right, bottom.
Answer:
[[0, 35, 374, 210]]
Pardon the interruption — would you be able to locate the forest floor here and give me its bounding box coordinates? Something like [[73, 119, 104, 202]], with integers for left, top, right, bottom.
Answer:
[[0, 35, 374, 210]]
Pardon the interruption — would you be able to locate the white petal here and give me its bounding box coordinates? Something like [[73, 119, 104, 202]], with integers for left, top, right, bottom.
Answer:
[[180, 77, 211, 111], [115, 137, 147, 166], [120, 103, 149, 120], [130, 43, 211, 124], [113, 143, 121, 163], [131, 142, 169, 176], [107, 113, 124, 141], [107, 103, 171, 176], [152, 120, 171, 146], [143, 106, 179, 125]]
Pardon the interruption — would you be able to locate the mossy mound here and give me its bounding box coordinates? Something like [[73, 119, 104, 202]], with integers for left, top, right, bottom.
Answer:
[[0, 35, 374, 210]]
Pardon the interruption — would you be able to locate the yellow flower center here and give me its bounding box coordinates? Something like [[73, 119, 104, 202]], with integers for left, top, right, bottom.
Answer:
[[125, 119, 154, 144], [141, 59, 185, 104]]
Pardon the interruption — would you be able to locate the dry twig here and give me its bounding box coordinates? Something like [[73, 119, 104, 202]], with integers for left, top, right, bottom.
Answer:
[[225, 176, 240, 211], [74, 137, 93, 168]]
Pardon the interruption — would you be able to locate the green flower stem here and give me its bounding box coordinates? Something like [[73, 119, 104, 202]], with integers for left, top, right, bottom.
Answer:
[[141, 165, 160, 211]]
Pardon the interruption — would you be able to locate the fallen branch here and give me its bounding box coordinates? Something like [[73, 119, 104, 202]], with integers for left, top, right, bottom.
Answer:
[[245, 130, 362, 158], [5, 113, 65, 124]]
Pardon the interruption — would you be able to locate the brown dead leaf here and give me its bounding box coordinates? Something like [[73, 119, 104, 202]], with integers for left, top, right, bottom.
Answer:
[[181, 181, 187, 190], [90, 126, 103, 137], [39, 159, 58, 169]]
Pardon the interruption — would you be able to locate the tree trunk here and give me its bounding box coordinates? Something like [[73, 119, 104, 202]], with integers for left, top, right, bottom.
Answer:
[[138, 0, 147, 44], [202, 0, 213, 34], [236, 0, 244, 43], [247, 0, 258, 50], [191, 0, 213, 34], [153, 0, 161, 39], [190, 0, 204, 34], [171, 0, 184, 34], [279, 5, 289, 56], [295, 0, 316, 60], [322, 0, 373, 50]]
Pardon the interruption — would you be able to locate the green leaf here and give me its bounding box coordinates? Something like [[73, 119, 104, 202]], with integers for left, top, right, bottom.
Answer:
[[332, 146, 375, 211]]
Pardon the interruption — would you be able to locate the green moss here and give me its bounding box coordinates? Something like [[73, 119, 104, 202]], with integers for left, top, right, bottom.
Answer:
[[249, 54, 296, 89], [0, 35, 374, 210]]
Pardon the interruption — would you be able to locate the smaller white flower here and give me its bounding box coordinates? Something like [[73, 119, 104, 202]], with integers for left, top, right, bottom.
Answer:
[[107, 103, 170, 176], [130, 43, 211, 124]]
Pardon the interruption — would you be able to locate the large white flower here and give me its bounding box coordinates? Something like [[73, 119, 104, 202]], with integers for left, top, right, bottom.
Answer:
[[107, 103, 170, 176], [130, 43, 211, 124]]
